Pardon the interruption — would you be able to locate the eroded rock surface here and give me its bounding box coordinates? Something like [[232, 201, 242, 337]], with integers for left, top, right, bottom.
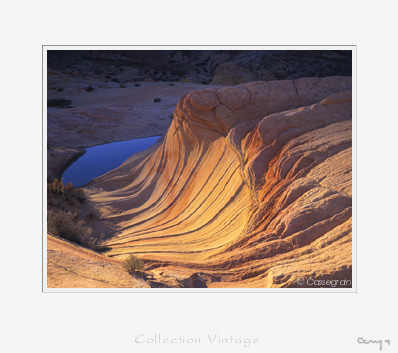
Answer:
[[211, 61, 254, 85], [47, 145, 85, 181], [47, 235, 150, 288], [47, 82, 217, 148], [83, 76, 352, 288]]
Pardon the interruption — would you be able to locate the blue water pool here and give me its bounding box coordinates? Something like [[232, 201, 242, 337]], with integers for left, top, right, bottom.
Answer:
[[62, 136, 161, 187]]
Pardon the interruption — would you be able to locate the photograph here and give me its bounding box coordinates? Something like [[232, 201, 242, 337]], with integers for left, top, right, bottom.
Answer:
[[45, 47, 353, 290]]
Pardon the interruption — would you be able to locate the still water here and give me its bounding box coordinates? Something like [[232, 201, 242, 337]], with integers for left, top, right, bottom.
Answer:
[[62, 136, 161, 187]]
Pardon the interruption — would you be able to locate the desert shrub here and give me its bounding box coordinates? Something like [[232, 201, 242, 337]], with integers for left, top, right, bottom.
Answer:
[[85, 85, 94, 92], [47, 179, 72, 196], [47, 210, 106, 251], [122, 254, 144, 274], [47, 179, 86, 203], [86, 211, 98, 220], [82, 232, 110, 252], [71, 187, 86, 203], [153, 98, 161, 103], [48, 210, 91, 245]]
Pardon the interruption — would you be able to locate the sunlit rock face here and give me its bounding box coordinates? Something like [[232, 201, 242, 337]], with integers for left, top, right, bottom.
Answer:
[[87, 76, 352, 288]]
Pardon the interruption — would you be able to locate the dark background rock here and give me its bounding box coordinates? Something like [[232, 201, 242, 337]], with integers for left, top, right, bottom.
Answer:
[[47, 50, 352, 85]]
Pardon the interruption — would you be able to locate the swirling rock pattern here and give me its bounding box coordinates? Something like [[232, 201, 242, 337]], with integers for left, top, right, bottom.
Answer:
[[86, 76, 352, 288]]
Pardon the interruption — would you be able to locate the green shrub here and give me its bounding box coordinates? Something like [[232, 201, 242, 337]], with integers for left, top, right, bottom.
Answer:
[[122, 254, 144, 274]]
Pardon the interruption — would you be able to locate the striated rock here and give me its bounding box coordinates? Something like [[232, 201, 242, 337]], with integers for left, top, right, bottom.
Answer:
[[239, 100, 351, 191], [82, 76, 352, 288]]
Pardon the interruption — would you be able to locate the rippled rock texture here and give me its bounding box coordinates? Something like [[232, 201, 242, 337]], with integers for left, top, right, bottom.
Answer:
[[86, 76, 352, 288]]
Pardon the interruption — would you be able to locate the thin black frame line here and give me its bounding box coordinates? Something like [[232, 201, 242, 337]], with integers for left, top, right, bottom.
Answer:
[[44, 291, 356, 294], [42, 46, 356, 293], [42, 46, 44, 293], [355, 46, 358, 293], [43, 45, 356, 47]]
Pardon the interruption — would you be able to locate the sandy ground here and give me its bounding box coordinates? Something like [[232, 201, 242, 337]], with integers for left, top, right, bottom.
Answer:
[[47, 80, 216, 179], [48, 81, 217, 108], [47, 81, 218, 148], [47, 234, 150, 288]]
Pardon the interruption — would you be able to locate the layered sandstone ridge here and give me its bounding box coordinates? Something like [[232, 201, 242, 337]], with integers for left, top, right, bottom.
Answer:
[[86, 76, 352, 288]]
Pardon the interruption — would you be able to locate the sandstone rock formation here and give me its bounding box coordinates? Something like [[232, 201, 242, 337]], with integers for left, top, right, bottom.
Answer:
[[82, 76, 352, 288], [211, 61, 253, 85]]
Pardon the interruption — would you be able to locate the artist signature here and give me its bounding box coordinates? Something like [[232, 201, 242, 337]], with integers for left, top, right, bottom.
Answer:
[[358, 337, 391, 351]]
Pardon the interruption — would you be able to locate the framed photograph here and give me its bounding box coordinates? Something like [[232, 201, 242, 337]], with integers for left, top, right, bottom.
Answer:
[[44, 46, 355, 293], [4, 4, 396, 351]]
